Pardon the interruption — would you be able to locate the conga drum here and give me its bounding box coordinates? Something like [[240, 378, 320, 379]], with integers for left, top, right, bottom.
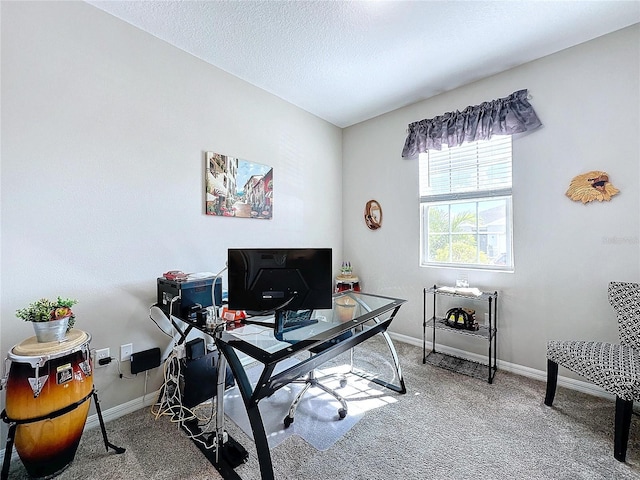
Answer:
[[4, 329, 93, 478], [335, 274, 360, 293]]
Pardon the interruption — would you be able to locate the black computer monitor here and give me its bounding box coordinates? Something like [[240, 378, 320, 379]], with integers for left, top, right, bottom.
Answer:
[[227, 248, 333, 324]]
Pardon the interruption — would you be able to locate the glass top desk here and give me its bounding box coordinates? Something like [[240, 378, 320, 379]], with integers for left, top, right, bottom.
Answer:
[[214, 291, 407, 480]]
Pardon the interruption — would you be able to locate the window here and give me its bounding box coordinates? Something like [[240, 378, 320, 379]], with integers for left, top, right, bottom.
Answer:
[[419, 136, 513, 271]]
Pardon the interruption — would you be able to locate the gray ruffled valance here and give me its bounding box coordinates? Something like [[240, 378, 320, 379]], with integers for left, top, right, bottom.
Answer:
[[401, 89, 542, 159]]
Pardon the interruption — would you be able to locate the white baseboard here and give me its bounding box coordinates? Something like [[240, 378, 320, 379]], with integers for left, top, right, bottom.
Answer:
[[84, 388, 160, 430], [388, 332, 613, 401]]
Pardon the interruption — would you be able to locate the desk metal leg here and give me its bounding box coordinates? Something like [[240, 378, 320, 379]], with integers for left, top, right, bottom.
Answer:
[[218, 343, 275, 480], [380, 331, 406, 393], [345, 302, 406, 395], [215, 350, 227, 464], [350, 330, 406, 394]]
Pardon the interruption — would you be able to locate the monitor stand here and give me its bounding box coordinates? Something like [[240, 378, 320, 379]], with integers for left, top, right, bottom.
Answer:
[[274, 309, 318, 341]]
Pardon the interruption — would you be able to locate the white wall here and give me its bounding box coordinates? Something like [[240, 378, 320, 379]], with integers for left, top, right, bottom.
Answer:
[[0, 0, 343, 419], [343, 24, 640, 374], [1, 2, 638, 438]]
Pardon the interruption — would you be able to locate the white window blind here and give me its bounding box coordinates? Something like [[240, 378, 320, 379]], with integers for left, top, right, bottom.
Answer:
[[419, 136, 512, 202], [419, 135, 514, 270]]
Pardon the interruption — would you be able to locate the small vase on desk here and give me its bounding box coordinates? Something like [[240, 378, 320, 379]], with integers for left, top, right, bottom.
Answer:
[[32, 316, 70, 342]]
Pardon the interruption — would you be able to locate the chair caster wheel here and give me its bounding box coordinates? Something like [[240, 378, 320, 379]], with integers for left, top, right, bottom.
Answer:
[[338, 408, 347, 419], [339, 379, 347, 388], [284, 415, 294, 428]]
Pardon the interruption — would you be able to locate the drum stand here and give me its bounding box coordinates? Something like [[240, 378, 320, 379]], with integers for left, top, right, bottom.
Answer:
[[1, 388, 125, 480]]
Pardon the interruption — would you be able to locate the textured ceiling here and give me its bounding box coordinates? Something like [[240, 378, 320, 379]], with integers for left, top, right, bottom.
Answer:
[[86, 1, 640, 128]]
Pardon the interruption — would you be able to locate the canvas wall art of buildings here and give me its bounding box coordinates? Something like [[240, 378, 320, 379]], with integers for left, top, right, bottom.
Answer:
[[205, 151, 273, 219]]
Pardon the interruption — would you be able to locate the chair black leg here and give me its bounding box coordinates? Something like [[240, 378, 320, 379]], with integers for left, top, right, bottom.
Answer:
[[544, 359, 558, 406], [614, 397, 633, 462]]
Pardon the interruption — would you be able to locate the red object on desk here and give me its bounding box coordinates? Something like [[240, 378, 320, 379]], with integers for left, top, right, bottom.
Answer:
[[163, 270, 188, 281], [221, 307, 246, 324]]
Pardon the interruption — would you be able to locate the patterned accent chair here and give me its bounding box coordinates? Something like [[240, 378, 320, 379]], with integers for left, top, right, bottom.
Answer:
[[545, 281, 640, 462]]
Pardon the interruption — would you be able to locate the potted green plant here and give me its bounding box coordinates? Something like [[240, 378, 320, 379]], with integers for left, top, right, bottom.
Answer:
[[16, 297, 78, 342]]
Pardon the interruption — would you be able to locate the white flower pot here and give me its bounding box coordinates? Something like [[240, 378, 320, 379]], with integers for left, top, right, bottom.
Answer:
[[32, 316, 70, 342]]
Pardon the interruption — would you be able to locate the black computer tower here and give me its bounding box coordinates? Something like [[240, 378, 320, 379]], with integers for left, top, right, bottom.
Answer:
[[181, 341, 235, 409]]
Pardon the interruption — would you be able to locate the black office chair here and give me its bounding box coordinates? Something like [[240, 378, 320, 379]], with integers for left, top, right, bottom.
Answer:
[[283, 331, 352, 428]]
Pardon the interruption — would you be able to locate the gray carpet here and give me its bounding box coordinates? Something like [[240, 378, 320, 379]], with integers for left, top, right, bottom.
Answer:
[[6, 337, 640, 479]]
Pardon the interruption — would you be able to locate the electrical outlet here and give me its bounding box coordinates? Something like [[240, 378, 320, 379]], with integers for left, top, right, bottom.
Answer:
[[120, 343, 133, 362], [96, 348, 110, 367]]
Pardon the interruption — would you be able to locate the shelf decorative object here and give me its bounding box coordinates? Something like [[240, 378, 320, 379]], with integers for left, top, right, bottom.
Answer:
[[15, 297, 78, 342]]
